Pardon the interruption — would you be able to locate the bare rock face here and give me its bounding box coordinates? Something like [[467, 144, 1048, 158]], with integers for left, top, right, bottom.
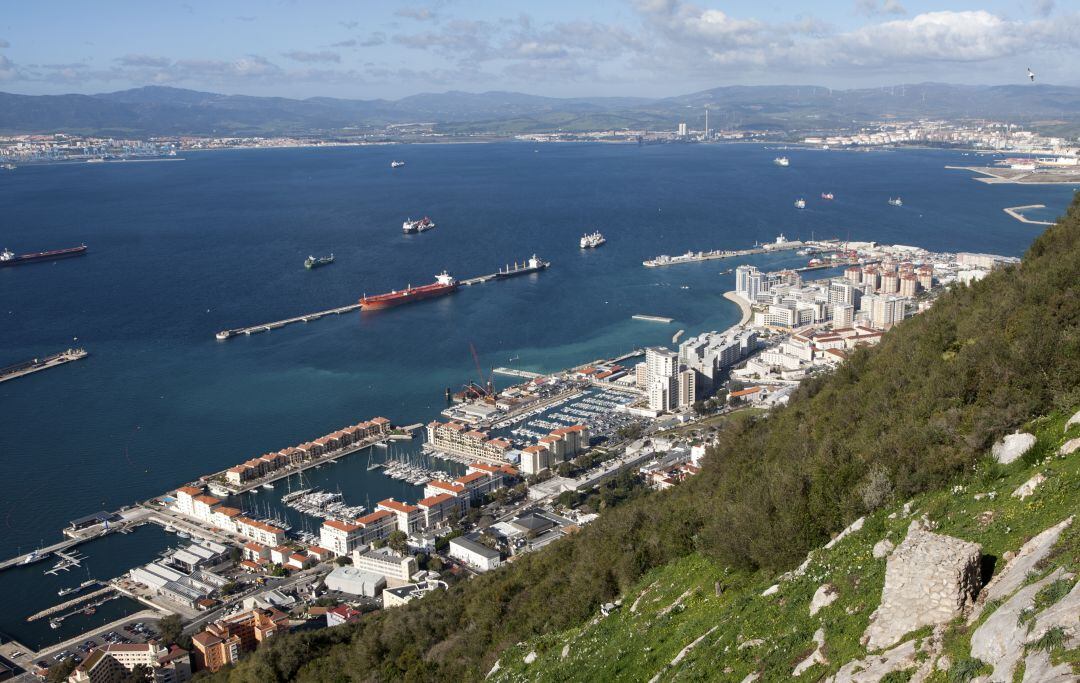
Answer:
[[828, 638, 922, 683], [979, 516, 1073, 607], [991, 432, 1036, 465], [1065, 409, 1080, 432], [969, 568, 1072, 682], [1011, 473, 1046, 499], [1060, 437, 1080, 456], [863, 529, 982, 651], [809, 583, 839, 616], [792, 628, 828, 676]]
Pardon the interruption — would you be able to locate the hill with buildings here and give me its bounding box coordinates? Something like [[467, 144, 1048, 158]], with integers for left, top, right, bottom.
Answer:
[[2, 83, 1080, 136], [201, 195, 1080, 682]]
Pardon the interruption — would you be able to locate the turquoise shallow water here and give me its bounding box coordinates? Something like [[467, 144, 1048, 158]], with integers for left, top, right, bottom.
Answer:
[[0, 142, 1073, 645]]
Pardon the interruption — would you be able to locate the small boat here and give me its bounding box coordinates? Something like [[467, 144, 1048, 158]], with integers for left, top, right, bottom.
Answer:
[[164, 525, 176, 534], [821, 192, 834, 200], [304, 254, 334, 269], [888, 197, 903, 207], [176, 531, 190, 539], [58, 586, 77, 597], [774, 156, 790, 167], [50, 618, 62, 629], [794, 198, 806, 209], [83, 606, 96, 616], [402, 217, 435, 233], [261, 482, 275, 490], [391, 160, 405, 168]]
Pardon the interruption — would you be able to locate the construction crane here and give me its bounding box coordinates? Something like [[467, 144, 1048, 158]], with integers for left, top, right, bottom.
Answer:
[[469, 342, 494, 398]]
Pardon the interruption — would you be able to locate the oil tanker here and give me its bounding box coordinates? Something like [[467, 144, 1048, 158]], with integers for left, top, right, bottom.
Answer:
[[1, 244, 87, 267], [359, 271, 458, 310]]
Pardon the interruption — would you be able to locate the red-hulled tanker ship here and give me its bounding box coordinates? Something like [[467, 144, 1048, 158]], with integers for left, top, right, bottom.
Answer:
[[359, 270, 458, 310]]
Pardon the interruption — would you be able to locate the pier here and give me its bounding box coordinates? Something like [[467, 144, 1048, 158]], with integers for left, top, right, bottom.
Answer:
[[27, 585, 111, 622], [215, 303, 361, 341], [642, 240, 806, 268], [632, 314, 673, 323], [1003, 204, 1054, 226], [493, 367, 544, 379], [672, 329, 684, 344], [0, 348, 88, 383]]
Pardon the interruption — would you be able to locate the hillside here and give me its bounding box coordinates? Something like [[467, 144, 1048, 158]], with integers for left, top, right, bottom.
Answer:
[[2, 83, 1080, 136], [211, 194, 1080, 682]]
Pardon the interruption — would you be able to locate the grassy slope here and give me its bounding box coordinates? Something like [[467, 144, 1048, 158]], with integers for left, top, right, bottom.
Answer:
[[212, 197, 1080, 682], [492, 410, 1080, 681]]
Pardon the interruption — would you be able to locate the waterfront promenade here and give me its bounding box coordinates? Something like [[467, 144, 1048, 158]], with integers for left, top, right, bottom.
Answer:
[[723, 291, 753, 326]]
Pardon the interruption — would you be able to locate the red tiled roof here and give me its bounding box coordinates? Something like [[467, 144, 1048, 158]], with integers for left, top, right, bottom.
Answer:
[[427, 481, 466, 494], [177, 486, 202, 496], [378, 499, 419, 513], [729, 387, 762, 397], [322, 519, 360, 533], [418, 493, 454, 507], [356, 509, 394, 525]]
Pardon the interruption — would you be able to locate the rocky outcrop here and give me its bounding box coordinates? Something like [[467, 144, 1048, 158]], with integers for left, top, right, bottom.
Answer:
[[1011, 473, 1046, 499], [863, 529, 982, 651], [824, 516, 865, 550], [969, 568, 1073, 682], [1061, 437, 1080, 456], [872, 538, 895, 559], [809, 583, 839, 616], [1066, 409, 1080, 432], [992, 432, 1036, 465], [978, 516, 1074, 607], [828, 632, 940, 683], [792, 628, 827, 676], [1022, 649, 1076, 682]]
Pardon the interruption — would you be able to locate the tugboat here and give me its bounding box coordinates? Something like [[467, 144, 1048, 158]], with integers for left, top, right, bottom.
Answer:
[[888, 197, 903, 207], [794, 198, 807, 209], [580, 232, 606, 249], [391, 160, 405, 168], [304, 254, 334, 269], [402, 217, 436, 234], [774, 156, 790, 167]]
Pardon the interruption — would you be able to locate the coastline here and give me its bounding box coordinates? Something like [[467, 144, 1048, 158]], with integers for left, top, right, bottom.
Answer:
[[723, 291, 753, 326]]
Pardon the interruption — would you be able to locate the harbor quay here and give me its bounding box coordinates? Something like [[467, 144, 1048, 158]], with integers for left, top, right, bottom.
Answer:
[[642, 234, 812, 268], [0, 347, 88, 384]]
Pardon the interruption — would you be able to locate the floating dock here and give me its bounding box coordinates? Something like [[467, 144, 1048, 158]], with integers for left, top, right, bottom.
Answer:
[[0, 348, 87, 383], [632, 314, 673, 323]]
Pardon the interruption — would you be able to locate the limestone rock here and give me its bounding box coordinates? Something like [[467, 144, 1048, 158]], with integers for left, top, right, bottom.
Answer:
[[810, 583, 839, 616], [792, 628, 827, 676], [1022, 649, 1076, 682], [863, 529, 982, 651], [486, 661, 500, 679], [761, 584, 779, 596], [873, 538, 895, 559], [740, 674, 760, 683], [825, 516, 865, 550], [560, 644, 569, 660], [828, 638, 919, 683], [1011, 473, 1046, 499], [970, 568, 1070, 682], [1060, 437, 1080, 455], [979, 516, 1073, 606], [1066, 409, 1080, 432], [738, 638, 764, 650], [991, 432, 1036, 465], [523, 651, 537, 665]]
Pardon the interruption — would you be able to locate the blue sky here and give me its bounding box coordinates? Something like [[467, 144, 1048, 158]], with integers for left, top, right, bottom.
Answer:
[[1, 0, 1077, 99]]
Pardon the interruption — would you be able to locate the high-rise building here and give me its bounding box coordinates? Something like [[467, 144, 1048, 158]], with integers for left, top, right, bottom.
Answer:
[[677, 122, 688, 136], [870, 296, 906, 330], [192, 609, 288, 672], [645, 347, 679, 412], [832, 304, 855, 328], [844, 266, 862, 284], [677, 369, 696, 408], [828, 280, 856, 306], [899, 273, 917, 297], [917, 265, 934, 291], [880, 272, 900, 294]]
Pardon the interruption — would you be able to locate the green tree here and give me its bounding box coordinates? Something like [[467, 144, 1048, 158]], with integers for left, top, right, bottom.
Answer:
[[334, 555, 351, 566], [157, 614, 183, 647], [46, 658, 77, 682], [387, 530, 408, 554]]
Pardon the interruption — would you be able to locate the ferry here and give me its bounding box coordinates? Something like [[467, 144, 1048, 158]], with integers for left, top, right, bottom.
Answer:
[[888, 197, 903, 207], [821, 192, 834, 200], [580, 232, 606, 249], [304, 254, 334, 269], [402, 217, 436, 234], [774, 156, 790, 167], [794, 198, 806, 209], [391, 160, 405, 168]]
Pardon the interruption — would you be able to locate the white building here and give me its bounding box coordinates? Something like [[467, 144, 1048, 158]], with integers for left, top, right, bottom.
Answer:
[[449, 536, 502, 571], [324, 566, 386, 597], [352, 547, 417, 586]]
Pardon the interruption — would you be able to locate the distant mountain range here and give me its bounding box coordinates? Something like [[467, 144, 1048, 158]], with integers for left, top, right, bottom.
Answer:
[[2, 83, 1079, 137]]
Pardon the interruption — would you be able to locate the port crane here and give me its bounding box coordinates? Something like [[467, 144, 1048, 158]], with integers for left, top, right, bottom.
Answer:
[[468, 342, 495, 399]]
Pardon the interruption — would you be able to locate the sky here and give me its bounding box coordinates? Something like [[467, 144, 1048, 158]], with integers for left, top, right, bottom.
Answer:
[[1, 0, 1078, 100]]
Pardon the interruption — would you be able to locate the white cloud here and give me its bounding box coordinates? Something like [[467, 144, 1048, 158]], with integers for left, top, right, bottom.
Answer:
[[855, 0, 906, 17], [395, 7, 437, 22]]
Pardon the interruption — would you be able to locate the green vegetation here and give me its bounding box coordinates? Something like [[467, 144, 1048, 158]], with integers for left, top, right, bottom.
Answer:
[[211, 198, 1080, 681]]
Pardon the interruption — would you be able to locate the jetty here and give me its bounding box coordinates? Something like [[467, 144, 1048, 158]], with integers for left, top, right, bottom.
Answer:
[[215, 303, 361, 341], [643, 238, 805, 268], [27, 586, 111, 622], [216, 256, 550, 340], [0, 348, 87, 383], [1003, 204, 1054, 226], [632, 314, 673, 323], [493, 367, 544, 379], [672, 329, 684, 344]]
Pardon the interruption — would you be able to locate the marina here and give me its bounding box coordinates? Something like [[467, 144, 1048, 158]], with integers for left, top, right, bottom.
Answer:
[[0, 348, 88, 383]]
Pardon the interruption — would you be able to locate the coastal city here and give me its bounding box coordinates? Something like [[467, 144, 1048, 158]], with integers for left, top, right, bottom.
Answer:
[[0, 220, 1024, 681]]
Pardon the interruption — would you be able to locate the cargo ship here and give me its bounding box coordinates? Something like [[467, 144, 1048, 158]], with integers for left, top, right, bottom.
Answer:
[[794, 198, 806, 209], [359, 271, 457, 310], [402, 217, 435, 234], [391, 160, 406, 168], [580, 232, 606, 249], [495, 254, 549, 279], [821, 192, 834, 200], [1, 244, 87, 267], [304, 254, 334, 269]]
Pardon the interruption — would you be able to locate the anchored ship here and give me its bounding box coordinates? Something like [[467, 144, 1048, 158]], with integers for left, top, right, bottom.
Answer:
[[774, 156, 790, 167], [821, 192, 834, 200], [794, 198, 806, 209], [402, 217, 436, 234], [580, 232, 606, 249], [495, 254, 549, 279], [391, 160, 406, 168], [360, 271, 458, 310], [888, 197, 903, 207], [1, 244, 87, 267], [304, 254, 334, 269]]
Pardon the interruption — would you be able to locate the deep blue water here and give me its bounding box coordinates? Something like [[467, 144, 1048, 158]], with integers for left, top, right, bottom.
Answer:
[[0, 143, 1073, 638]]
